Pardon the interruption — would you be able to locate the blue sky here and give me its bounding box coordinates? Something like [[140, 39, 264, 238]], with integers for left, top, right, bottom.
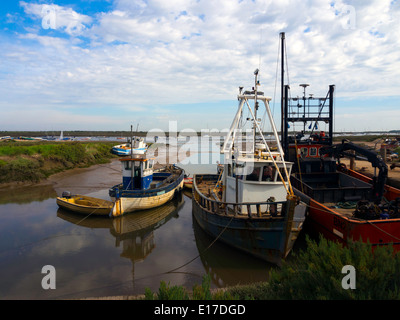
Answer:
[[1, 0, 399, 133]]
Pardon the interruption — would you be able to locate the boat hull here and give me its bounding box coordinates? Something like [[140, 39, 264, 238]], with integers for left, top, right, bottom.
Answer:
[[192, 174, 307, 265], [303, 198, 400, 249], [112, 180, 184, 216], [112, 146, 147, 156], [293, 168, 400, 249], [109, 168, 185, 217], [56, 195, 113, 216], [184, 177, 193, 189]]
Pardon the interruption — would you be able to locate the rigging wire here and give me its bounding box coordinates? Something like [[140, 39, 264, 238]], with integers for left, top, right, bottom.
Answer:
[[258, 27, 263, 72]]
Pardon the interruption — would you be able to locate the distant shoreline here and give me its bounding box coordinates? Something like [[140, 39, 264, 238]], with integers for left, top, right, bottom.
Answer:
[[1, 130, 400, 138]]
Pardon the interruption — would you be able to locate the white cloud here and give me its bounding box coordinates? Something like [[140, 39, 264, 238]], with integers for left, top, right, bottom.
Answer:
[[20, 1, 93, 36]]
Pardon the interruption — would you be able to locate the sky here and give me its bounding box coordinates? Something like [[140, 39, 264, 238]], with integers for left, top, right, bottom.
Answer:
[[0, 0, 399, 133]]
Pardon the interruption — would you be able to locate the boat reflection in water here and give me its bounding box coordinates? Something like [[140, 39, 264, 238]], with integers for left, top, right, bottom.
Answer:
[[57, 192, 184, 264], [192, 213, 271, 288]]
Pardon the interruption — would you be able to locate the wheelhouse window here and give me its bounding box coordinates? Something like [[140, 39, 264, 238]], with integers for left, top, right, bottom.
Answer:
[[124, 161, 141, 177], [124, 161, 131, 170], [262, 165, 275, 181], [309, 147, 317, 156], [245, 167, 260, 181], [300, 147, 308, 157], [277, 168, 288, 182]]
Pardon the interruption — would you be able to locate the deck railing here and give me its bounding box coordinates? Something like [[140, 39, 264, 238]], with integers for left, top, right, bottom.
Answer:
[[193, 175, 288, 218]]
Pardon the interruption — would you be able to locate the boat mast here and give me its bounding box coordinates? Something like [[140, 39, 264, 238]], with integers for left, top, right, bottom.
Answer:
[[280, 32, 285, 146], [131, 124, 134, 190], [253, 68, 259, 151]]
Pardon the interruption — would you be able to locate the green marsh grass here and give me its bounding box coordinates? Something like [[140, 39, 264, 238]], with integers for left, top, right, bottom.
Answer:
[[145, 236, 400, 300], [0, 141, 118, 183]]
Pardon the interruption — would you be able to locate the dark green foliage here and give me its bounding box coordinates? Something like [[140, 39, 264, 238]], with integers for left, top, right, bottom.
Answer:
[[218, 236, 400, 300], [145, 238, 400, 300], [0, 157, 44, 183], [226, 281, 271, 300], [247, 236, 400, 300], [144, 274, 237, 300]]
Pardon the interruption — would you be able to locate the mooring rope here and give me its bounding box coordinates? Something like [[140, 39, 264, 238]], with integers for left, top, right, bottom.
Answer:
[[366, 220, 400, 242], [165, 215, 235, 274], [51, 212, 236, 300]]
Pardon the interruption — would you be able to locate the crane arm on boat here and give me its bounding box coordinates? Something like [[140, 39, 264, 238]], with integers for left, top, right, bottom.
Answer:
[[242, 97, 294, 197], [320, 140, 388, 204]]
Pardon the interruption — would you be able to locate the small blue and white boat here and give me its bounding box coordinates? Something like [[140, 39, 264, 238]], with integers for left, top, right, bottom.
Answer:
[[109, 153, 185, 217], [112, 137, 148, 156]]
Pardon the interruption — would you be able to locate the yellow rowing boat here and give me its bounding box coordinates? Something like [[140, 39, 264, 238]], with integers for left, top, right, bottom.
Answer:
[[56, 192, 113, 216]]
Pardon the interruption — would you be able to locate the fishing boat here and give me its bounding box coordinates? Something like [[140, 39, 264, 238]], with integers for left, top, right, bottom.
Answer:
[[56, 192, 114, 216], [57, 192, 184, 262], [112, 137, 148, 156], [278, 33, 400, 249], [192, 69, 307, 266], [109, 152, 185, 217]]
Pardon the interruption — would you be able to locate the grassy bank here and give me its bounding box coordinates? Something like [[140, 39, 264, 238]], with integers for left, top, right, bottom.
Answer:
[[0, 140, 118, 184], [144, 236, 400, 300]]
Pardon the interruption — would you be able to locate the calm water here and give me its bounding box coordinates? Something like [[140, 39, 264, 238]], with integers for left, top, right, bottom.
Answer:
[[0, 138, 286, 300]]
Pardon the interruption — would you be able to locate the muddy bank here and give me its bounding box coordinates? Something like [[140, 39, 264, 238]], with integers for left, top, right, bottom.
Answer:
[[0, 143, 193, 196]]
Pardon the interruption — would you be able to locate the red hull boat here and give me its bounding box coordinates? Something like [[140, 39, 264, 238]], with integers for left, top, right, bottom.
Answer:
[[279, 32, 400, 250]]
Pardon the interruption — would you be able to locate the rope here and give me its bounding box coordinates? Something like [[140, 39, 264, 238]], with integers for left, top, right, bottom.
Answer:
[[243, 98, 293, 196], [366, 220, 400, 242], [51, 197, 400, 299], [51, 213, 236, 299], [165, 215, 235, 274], [304, 200, 400, 241], [334, 201, 357, 209]]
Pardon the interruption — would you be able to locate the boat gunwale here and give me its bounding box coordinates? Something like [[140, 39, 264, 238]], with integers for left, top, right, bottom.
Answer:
[[109, 168, 185, 198], [192, 173, 290, 220], [308, 197, 400, 225], [293, 164, 400, 225], [56, 195, 113, 216]]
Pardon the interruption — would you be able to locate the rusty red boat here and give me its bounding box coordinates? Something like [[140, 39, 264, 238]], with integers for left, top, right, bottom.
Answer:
[[279, 32, 400, 249]]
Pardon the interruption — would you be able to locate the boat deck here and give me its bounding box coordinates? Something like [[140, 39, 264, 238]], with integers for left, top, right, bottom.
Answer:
[[323, 203, 355, 218], [195, 178, 220, 200], [194, 175, 288, 218]]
